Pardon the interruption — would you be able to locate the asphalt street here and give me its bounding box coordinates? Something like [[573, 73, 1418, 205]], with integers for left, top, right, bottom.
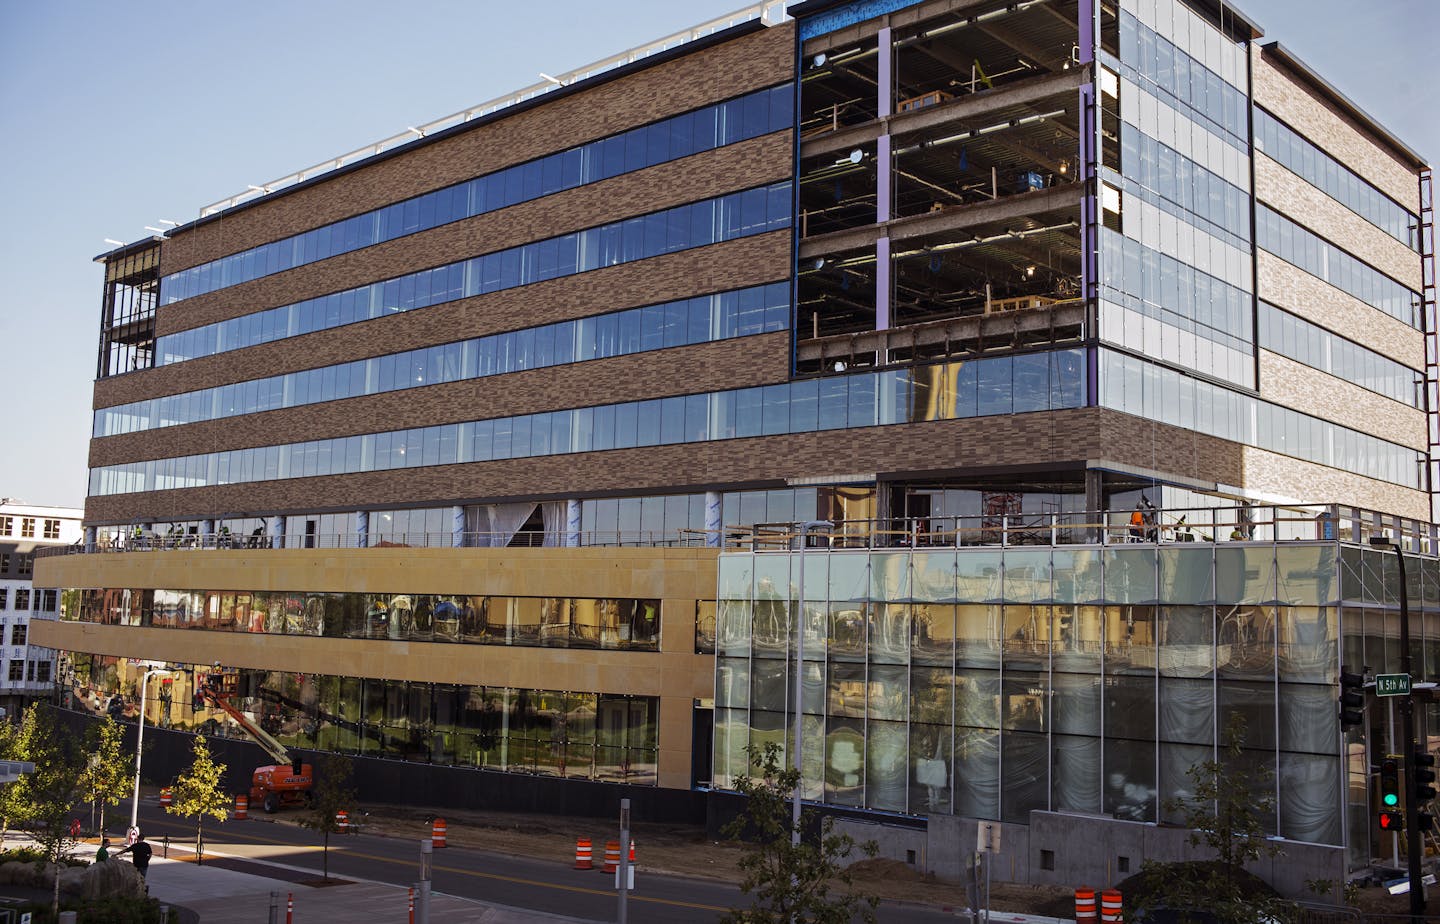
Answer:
[[131, 801, 966, 923]]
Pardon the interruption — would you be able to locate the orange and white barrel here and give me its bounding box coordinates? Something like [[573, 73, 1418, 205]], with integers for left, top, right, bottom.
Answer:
[[1101, 889, 1123, 923], [336, 809, 349, 832], [432, 817, 447, 848], [234, 794, 248, 820], [159, 788, 173, 808], [1075, 887, 1097, 924], [601, 840, 621, 874], [574, 838, 593, 870]]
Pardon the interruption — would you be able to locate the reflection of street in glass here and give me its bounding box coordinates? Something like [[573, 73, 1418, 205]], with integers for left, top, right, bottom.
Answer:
[[1107, 770, 1155, 821]]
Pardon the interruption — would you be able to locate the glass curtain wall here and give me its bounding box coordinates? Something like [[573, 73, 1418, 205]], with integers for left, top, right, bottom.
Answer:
[[715, 542, 1356, 846]]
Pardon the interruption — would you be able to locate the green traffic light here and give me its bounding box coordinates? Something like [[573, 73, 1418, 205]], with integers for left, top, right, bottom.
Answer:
[[1384, 792, 1400, 806]]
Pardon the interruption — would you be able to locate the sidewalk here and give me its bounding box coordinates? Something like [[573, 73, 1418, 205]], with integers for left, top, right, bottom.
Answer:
[[35, 836, 597, 924]]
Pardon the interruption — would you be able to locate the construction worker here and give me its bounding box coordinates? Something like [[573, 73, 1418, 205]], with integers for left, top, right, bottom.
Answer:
[[1129, 504, 1145, 542]]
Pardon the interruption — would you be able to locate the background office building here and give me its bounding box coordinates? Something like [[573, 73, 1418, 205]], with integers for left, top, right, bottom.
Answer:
[[38, 0, 1436, 889], [0, 500, 80, 717]]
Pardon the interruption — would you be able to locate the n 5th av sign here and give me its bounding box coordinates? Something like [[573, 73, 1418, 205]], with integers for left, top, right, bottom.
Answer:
[[1375, 674, 1411, 697]]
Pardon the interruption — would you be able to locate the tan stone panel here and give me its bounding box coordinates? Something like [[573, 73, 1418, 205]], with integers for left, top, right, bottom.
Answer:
[[1251, 51, 1418, 208], [94, 231, 790, 410], [88, 332, 792, 466], [1258, 350, 1425, 451], [160, 23, 796, 274], [35, 546, 719, 603], [1255, 155, 1420, 290], [1258, 251, 1423, 369], [1240, 445, 1428, 521], [159, 132, 793, 336]]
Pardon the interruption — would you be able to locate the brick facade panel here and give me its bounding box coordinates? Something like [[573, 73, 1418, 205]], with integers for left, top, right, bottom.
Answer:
[[1255, 156, 1420, 291], [94, 232, 791, 410], [1251, 51, 1418, 208], [86, 408, 1248, 523], [159, 24, 796, 275], [1257, 251, 1423, 369], [1241, 445, 1427, 521], [89, 332, 793, 466], [1258, 349, 1425, 451], [158, 131, 793, 337]]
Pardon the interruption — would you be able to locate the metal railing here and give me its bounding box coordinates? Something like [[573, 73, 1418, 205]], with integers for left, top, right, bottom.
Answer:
[[730, 503, 1440, 554]]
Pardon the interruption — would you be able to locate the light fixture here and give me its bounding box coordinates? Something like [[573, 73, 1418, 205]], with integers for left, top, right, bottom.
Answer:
[[1025, 265, 1036, 277], [406, 126, 425, 138], [144, 226, 166, 234], [814, 257, 827, 271], [103, 239, 125, 247], [158, 219, 179, 227], [812, 53, 828, 68], [1059, 159, 1070, 174], [847, 148, 864, 164], [539, 72, 564, 86], [833, 360, 848, 372]]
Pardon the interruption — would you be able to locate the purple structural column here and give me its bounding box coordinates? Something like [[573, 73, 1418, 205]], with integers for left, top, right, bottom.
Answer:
[[1077, 0, 1100, 405], [876, 27, 893, 334]]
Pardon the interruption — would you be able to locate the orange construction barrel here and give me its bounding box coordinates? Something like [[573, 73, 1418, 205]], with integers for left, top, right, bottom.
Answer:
[[629, 839, 636, 863], [234, 794, 248, 820], [159, 788, 173, 808], [1075, 887, 1097, 924], [432, 817, 447, 848], [601, 840, 621, 874], [1101, 889, 1123, 923], [574, 838, 593, 870], [336, 809, 349, 833]]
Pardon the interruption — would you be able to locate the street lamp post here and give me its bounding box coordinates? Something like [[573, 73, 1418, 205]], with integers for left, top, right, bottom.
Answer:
[[792, 520, 832, 847], [130, 668, 173, 830], [1370, 536, 1424, 922]]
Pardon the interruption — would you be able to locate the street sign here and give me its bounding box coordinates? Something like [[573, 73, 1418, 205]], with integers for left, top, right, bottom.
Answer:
[[977, 822, 1001, 854], [1376, 673, 1411, 696]]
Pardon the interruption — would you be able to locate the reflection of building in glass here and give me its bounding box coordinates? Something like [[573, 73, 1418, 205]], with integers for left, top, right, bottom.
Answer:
[[716, 534, 1438, 882], [34, 0, 1435, 895]]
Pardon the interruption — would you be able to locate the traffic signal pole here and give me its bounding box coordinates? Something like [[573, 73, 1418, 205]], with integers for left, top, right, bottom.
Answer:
[[1373, 539, 1425, 923]]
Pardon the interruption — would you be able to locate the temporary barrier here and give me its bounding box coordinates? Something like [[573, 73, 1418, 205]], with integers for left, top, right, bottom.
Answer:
[[629, 839, 636, 863], [574, 838, 593, 870], [286, 892, 294, 924], [1101, 889, 1123, 923], [432, 817, 447, 848], [336, 809, 349, 833], [601, 840, 621, 874], [1075, 887, 1097, 924], [408, 886, 415, 924], [234, 794, 248, 820], [159, 788, 173, 808]]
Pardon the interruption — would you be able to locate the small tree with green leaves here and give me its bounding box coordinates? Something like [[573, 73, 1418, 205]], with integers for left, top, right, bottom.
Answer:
[[81, 715, 132, 837], [0, 704, 51, 847], [298, 753, 357, 881], [167, 735, 229, 865], [1137, 713, 1296, 924], [721, 741, 879, 924], [17, 708, 86, 920]]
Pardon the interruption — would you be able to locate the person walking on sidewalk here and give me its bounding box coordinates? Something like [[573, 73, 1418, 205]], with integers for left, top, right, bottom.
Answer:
[[95, 837, 111, 862], [116, 832, 152, 879]]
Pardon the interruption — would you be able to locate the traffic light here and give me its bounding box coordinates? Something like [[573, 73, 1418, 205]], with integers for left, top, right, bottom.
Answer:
[[1380, 757, 1402, 809], [1379, 809, 1405, 831], [1413, 747, 1437, 803], [1339, 670, 1365, 728]]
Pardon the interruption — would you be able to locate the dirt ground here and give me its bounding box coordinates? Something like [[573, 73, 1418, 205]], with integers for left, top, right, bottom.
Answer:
[[253, 802, 1075, 917]]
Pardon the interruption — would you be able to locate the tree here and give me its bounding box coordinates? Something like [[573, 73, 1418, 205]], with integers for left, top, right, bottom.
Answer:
[[297, 753, 357, 881], [80, 715, 132, 836], [14, 708, 85, 920], [721, 742, 878, 924], [0, 704, 55, 848], [167, 735, 229, 865], [1136, 713, 1296, 924]]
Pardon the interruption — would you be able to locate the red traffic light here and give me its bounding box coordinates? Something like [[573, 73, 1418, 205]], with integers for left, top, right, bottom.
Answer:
[[1379, 810, 1405, 831]]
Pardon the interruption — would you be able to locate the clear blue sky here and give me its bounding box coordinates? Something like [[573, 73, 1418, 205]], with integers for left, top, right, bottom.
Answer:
[[1, 0, 1435, 510]]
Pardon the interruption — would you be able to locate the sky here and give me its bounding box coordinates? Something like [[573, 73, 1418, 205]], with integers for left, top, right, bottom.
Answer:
[[0, 0, 1435, 511]]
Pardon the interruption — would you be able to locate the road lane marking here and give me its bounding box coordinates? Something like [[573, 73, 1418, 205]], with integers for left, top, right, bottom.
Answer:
[[145, 816, 730, 913]]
